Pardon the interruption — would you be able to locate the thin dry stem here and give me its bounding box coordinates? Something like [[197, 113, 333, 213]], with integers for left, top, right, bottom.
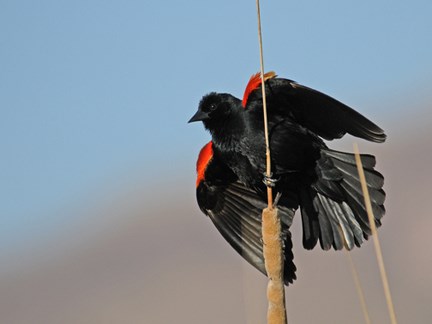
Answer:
[[353, 143, 397, 324], [256, 0, 273, 209], [345, 251, 372, 324]]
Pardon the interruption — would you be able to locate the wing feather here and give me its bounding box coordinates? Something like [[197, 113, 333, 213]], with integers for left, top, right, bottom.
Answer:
[[246, 78, 386, 143]]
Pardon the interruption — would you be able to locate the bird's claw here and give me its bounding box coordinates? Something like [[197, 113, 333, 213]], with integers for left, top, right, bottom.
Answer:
[[262, 172, 279, 188]]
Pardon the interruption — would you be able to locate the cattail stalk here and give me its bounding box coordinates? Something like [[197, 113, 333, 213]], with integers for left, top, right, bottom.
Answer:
[[256, 0, 287, 323]]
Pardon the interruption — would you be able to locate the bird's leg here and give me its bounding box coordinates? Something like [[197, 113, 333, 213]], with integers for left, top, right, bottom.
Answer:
[[262, 172, 279, 188]]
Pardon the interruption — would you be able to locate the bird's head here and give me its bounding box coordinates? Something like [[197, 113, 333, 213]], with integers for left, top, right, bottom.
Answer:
[[188, 93, 241, 133]]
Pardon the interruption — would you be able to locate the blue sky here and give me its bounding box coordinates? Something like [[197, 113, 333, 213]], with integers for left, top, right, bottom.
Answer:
[[1, 0, 432, 259]]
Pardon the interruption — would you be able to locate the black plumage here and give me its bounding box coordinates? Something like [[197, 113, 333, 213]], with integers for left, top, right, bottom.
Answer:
[[190, 73, 386, 285]]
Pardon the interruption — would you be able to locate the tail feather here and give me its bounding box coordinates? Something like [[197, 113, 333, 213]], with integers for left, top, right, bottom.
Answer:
[[324, 149, 377, 168], [318, 193, 359, 250], [299, 186, 320, 249], [313, 194, 337, 250], [340, 202, 364, 247], [332, 159, 384, 188], [340, 181, 386, 220], [342, 175, 386, 205], [313, 193, 365, 250], [299, 148, 385, 250]]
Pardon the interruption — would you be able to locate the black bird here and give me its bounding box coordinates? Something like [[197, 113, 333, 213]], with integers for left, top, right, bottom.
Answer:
[[189, 72, 386, 284]]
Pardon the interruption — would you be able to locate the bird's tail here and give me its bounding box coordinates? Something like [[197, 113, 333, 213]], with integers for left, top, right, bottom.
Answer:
[[299, 148, 385, 251]]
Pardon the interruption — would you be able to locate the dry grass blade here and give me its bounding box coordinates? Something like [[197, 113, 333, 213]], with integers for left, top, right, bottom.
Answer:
[[255, 0, 273, 209], [345, 251, 372, 324], [353, 143, 397, 324]]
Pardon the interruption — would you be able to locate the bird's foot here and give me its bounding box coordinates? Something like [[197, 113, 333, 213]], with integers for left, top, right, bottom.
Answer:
[[262, 172, 279, 188]]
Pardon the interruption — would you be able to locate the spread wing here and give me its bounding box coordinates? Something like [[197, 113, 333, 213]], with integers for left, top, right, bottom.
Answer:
[[245, 77, 386, 143], [196, 153, 296, 285]]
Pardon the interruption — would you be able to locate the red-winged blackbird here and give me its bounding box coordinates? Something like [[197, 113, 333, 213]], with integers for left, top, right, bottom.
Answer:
[[189, 72, 386, 284]]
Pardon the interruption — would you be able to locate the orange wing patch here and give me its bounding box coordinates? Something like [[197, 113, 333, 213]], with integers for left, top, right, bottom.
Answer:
[[196, 141, 213, 187], [242, 71, 277, 107]]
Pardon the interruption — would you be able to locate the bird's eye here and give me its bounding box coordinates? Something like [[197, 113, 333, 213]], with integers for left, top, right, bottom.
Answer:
[[209, 103, 217, 111]]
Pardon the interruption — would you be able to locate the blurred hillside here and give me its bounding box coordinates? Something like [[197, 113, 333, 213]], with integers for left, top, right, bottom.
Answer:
[[1, 107, 431, 324]]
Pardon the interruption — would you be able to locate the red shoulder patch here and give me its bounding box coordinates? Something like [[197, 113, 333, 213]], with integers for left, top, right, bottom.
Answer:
[[196, 141, 213, 187], [241, 71, 277, 107]]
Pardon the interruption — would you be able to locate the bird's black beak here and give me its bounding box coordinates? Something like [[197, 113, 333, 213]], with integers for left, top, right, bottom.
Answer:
[[188, 110, 209, 123]]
